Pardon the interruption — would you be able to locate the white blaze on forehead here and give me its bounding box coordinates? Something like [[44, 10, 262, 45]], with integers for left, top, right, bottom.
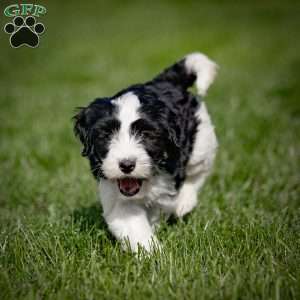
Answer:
[[112, 92, 141, 132], [112, 92, 141, 156], [102, 92, 151, 180]]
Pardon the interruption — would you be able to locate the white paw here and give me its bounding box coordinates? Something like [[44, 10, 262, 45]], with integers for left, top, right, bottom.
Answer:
[[175, 183, 198, 217], [122, 236, 161, 254], [175, 197, 197, 217]]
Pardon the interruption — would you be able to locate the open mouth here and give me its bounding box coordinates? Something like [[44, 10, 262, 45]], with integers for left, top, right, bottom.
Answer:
[[117, 178, 143, 197]]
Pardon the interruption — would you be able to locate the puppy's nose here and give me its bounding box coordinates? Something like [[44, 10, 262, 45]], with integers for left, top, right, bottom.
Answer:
[[119, 159, 136, 174]]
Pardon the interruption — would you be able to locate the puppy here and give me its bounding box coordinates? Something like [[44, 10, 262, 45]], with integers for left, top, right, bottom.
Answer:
[[73, 52, 218, 252]]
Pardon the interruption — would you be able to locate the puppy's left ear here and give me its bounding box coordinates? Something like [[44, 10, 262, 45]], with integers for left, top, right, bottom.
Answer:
[[73, 107, 94, 156]]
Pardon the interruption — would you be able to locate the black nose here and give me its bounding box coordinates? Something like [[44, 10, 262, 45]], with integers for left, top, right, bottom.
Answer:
[[119, 159, 136, 174]]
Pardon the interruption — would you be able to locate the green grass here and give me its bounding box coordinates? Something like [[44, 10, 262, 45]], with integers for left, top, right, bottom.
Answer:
[[0, 1, 300, 299]]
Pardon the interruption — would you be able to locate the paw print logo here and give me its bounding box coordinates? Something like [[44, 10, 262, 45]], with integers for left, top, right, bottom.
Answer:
[[4, 16, 45, 48]]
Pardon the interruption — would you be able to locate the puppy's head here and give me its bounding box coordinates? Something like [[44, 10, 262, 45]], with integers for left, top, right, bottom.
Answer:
[[74, 92, 179, 198]]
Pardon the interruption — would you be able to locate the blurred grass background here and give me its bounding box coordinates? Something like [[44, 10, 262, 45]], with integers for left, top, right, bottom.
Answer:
[[0, 1, 299, 299]]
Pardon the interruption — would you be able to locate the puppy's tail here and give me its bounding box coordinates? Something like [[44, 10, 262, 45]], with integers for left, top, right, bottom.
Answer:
[[153, 52, 218, 96]]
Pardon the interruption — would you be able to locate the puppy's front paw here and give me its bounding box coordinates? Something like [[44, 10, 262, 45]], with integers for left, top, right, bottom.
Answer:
[[175, 184, 197, 217], [175, 199, 197, 217], [122, 236, 161, 254]]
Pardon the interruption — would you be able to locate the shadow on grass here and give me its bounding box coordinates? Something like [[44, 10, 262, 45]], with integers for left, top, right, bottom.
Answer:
[[70, 203, 118, 253], [71, 202, 110, 234], [166, 214, 190, 226], [71, 201, 191, 243]]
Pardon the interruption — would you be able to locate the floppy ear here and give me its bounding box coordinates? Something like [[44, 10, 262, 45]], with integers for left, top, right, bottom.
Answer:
[[73, 98, 114, 156], [73, 107, 94, 156]]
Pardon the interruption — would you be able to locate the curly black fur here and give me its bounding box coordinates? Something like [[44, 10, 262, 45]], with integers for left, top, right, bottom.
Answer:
[[74, 57, 201, 189]]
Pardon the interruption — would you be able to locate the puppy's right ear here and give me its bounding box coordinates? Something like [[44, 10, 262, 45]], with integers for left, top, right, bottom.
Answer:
[[73, 107, 94, 157]]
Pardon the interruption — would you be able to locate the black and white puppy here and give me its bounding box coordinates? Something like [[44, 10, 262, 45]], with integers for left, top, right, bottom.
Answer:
[[74, 52, 218, 252]]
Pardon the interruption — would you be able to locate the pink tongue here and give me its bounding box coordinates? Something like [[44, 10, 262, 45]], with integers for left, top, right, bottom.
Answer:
[[120, 178, 139, 193]]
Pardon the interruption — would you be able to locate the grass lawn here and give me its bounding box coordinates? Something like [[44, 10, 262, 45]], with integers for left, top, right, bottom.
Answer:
[[0, 1, 299, 299]]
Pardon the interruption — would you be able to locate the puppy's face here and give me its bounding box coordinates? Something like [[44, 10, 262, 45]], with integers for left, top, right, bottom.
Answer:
[[74, 92, 179, 198]]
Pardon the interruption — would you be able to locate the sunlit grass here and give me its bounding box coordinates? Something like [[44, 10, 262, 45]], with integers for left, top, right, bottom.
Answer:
[[0, 1, 299, 299]]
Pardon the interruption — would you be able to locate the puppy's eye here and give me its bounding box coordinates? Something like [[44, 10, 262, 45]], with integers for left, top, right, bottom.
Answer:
[[131, 119, 160, 140], [94, 119, 120, 140], [142, 130, 159, 140], [97, 131, 111, 139]]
